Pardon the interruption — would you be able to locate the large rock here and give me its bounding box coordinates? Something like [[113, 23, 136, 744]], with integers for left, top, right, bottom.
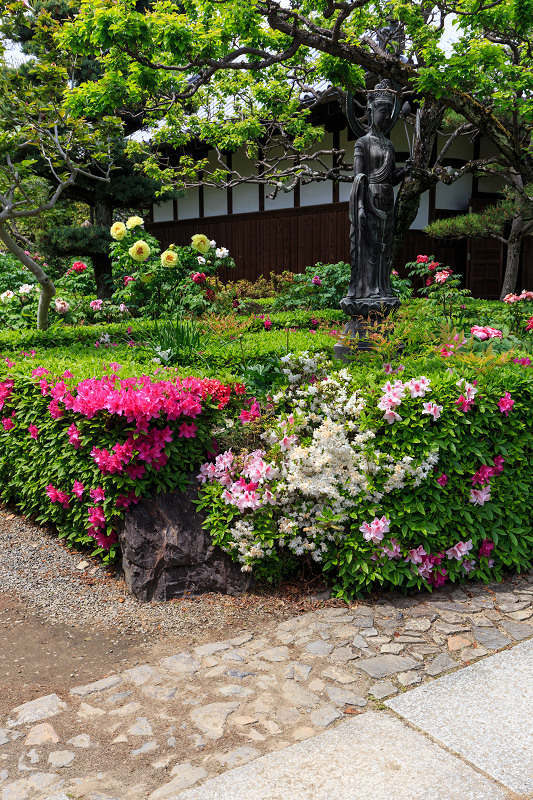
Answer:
[[118, 485, 253, 601]]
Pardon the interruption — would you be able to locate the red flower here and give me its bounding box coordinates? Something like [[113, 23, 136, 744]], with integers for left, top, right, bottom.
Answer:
[[417, 255, 429, 263]]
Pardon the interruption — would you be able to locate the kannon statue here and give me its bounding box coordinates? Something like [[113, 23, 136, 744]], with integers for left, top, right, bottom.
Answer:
[[335, 78, 409, 354]]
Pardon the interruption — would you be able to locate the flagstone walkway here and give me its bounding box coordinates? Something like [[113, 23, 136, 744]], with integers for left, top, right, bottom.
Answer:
[[2, 571, 533, 800]]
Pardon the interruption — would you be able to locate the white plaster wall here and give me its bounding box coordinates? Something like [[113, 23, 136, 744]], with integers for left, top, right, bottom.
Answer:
[[177, 188, 199, 220], [232, 149, 260, 214], [204, 151, 228, 217], [152, 199, 174, 222], [300, 132, 333, 206], [264, 144, 296, 210], [436, 174, 472, 210]]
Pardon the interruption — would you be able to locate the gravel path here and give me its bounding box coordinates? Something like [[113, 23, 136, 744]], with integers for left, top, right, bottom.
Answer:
[[0, 506, 303, 639]]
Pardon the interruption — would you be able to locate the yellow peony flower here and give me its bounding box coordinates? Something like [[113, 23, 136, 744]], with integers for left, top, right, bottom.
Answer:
[[191, 234, 210, 254], [128, 240, 151, 262], [126, 215, 144, 230], [110, 221, 127, 241], [161, 249, 178, 267], [139, 271, 155, 283]]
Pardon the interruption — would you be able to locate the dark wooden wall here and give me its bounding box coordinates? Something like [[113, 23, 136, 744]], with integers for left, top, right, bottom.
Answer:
[[148, 203, 531, 298]]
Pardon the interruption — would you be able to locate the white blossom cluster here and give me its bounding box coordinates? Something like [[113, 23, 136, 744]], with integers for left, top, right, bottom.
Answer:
[[273, 353, 365, 431]]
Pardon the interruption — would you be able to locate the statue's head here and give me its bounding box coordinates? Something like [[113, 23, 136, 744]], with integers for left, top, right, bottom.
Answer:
[[368, 79, 396, 132]]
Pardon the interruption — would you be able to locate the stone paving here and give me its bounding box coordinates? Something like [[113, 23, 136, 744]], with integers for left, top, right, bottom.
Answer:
[[2, 575, 533, 800]]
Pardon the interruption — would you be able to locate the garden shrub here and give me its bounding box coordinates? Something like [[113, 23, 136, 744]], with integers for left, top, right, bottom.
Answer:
[[0, 354, 247, 562], [272, 261, 351, 311], [198, 349, 533, 598]]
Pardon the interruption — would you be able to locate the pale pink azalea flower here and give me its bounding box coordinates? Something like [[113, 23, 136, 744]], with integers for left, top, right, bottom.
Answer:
[[446, 540, 473, 560], [383, 409, 402, 424], [382, 538, 401, 559], [359, 515, 390, 543], [470, 485, 491, 505], [280, 434, 298, 451], [405, 545, 427, 564], [422, 401, 443, 420]]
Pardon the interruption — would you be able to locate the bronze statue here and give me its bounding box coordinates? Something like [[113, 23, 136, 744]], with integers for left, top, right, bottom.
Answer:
[[336, 79, 409, 354]]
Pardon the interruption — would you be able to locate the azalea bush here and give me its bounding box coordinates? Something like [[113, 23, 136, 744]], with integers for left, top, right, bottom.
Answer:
[[0, 354, 247, 562], [197, 349, 533, 597]]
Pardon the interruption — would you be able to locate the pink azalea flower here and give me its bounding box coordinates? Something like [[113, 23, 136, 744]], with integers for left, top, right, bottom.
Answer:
[[446, 540, 473, 560], [492, 455, 505, 474], [88, 505, 106, 529], [1, 416, 14, 431], [382, 538, 401, 559], [405, 545, 427, 564], [359, 515, 390, 544], [436, 473, 448, 487], [311, 275, 322, 286], [28, 424, 39, 439], [178, 422, 197, 438], [68, 424, 82, 449], [422, 401, 443, 420], [72, 481, 85, 499], [471, 464, 495, 485], [497, 392, 514, 416], [455, 394, 475, 412], [279, 434, 297, 451], [263, 317, 272, 331], [63, 370, 73, 379], [428, 568, 447, 587], [90, 486, 106, 502], [383, 409, 402, 424], [479, 539, 495, 557], [32, 367, 49, 379], [470, 485, 491, 505]]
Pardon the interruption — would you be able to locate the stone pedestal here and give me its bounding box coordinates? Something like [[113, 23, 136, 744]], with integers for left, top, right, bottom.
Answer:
[[118, 481, 253, 602], [334, 295, 400, 362]]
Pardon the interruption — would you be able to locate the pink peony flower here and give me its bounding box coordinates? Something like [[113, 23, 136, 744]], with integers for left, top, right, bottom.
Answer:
[[124, 275, 135, 286], [90, 299, 103, 310], [416, 255, 429, 263], [191, 272, 207, 284], [497, 392, 514, 416], [311, 275, 322, 287]]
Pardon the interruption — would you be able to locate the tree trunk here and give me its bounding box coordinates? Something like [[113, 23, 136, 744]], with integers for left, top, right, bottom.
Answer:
[[391, 100, 444, 265], [0, 224, 55, 330], [93, 197, 114, 298], [500, 214, 523, 299]]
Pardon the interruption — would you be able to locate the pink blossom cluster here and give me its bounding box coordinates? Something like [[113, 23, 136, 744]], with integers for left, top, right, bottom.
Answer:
[[198, 449, 278, 512], [2, 413, 15, 431], [434, 268, 453, 284], [455, 378, 478, 412], [514, 357, 532, 367], [377, 376, 430, 424], [359, 515, 390, 543], [90, 299, 103, 310], [383, 363, 405, 375], [46, 484, 70, 508], [66, 261, 87, 274], [503, 290, 533, 303], [471, 325, 503, 340], [469, 455, 504, 505], [240, 397, 261, 425], [498, 392, 514, 416], [526, 317, 533, 332], [0, 379, 14, 411]]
